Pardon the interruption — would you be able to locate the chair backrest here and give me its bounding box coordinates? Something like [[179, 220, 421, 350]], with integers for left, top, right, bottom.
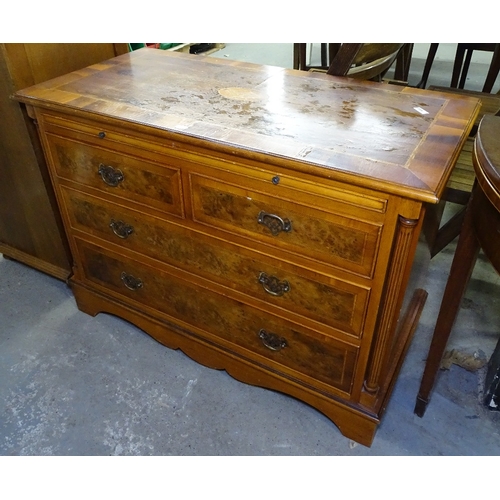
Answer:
[[326, 43, 404, 81]]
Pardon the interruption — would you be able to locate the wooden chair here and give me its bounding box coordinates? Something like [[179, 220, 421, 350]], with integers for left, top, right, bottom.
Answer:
[[325, 43, 406, 81], [417, 43, 500, 92], [451, 44, 500, 92], [293, 43, 410, 83], [293, 43, 341, 71]]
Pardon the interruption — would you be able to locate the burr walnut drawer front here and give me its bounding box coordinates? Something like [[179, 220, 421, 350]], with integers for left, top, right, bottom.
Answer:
[[189, 173, 383, 278], [62, 187, 370, 339], [43, 131, 183, 218], [76, 239, 359, 395]]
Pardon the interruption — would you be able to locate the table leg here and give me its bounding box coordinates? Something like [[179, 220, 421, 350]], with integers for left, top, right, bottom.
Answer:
[[414, 192, 481, 417]]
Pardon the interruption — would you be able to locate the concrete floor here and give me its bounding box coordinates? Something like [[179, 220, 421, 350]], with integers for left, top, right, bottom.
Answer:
[[1, 44, 500, 457]]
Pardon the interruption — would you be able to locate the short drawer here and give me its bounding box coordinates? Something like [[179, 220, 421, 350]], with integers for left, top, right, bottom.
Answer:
[[62, 187, 370, 338], [76, 239, 358, 395], [190, 173, 382, 278], [44, 132, 183, 218]]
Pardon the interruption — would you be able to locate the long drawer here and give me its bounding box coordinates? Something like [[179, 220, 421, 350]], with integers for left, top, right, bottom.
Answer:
[[76, 238, 359, 395], [61, 186, 370, 339]]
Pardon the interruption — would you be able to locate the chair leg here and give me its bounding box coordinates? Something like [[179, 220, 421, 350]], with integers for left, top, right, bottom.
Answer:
[[483, 43, 500, 93], [299, 44, 307, 70], [394, 43, 414, 82], [458, 49, 474, 89], [320, 43, 327, 67], [292, 43, 300, 70], [429, 205, 467, 258], [416, 43, 439, 88], [422, 198, 446, 253], [328, 44, 341, 64], [451, 44, 467, 88], [295, 43, 341, 72]]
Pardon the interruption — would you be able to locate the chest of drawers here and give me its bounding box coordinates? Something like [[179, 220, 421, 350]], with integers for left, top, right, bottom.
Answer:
[[14, 49, 479, 446]]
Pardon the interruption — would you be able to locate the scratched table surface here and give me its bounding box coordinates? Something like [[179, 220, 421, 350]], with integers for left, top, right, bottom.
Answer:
[[15, 48, 480, 203]]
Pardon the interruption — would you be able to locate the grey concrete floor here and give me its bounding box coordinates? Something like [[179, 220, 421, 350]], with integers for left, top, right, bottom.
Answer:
[[1, 44, 500, 458], [1, 241, 500, 457]]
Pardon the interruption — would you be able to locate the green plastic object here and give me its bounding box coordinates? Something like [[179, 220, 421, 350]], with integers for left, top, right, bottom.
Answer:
[[128, 43, 146, 51], [128, 43, 182, 52], [158, 43, 181, 50]]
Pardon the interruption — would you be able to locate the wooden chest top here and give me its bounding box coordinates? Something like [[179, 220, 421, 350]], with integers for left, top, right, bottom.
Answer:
[[14, 48, 480, 203]]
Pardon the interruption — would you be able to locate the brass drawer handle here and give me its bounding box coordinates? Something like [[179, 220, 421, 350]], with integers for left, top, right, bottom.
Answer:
[[98, 163, 124, 187], [258, 272, 290, 296], [257, 210, 292, 236], [120, 271, 143, 291], [110, 219, 134, 239], [259, 329, 288, 352]]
